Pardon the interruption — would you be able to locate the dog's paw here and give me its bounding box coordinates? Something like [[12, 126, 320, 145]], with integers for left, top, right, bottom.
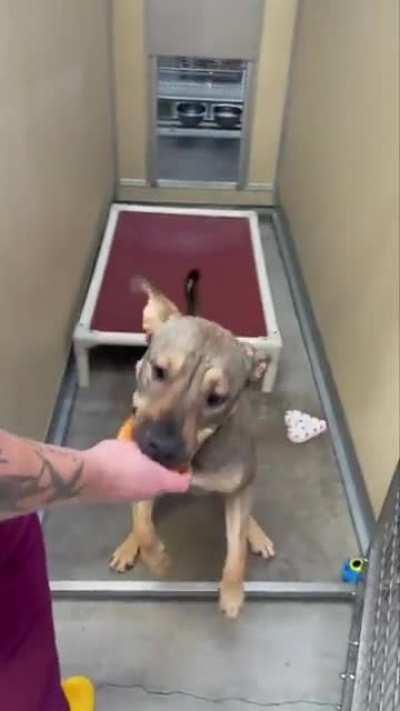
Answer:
[[140, 540, 171, 577], [247, 518, 275, 559], [110, 533, 140, 573], [219, 582, 244, 619], [251, 538, 275, 559], [248, 532, 275, 559]]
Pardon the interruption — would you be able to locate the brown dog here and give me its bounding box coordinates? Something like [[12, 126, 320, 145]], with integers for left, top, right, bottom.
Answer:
[[110, 277, 275, 618]]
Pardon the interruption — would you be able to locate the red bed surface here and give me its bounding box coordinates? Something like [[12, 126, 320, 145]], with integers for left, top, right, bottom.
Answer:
[[91, 211, 267, 337]]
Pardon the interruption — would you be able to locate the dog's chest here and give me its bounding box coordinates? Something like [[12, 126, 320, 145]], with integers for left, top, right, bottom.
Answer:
[[189, 414, 253, 495], [190, 468, 245, 495]]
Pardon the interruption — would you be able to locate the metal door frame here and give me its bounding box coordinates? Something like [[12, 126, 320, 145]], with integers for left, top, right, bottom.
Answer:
[[146, 55, 256, 190]]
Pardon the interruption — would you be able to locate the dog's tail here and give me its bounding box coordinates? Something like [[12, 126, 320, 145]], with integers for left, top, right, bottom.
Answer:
[[184, 269, 200, 316]]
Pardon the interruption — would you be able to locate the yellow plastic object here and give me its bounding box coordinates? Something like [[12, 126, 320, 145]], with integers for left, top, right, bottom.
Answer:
[[61, 676, 95, 711]]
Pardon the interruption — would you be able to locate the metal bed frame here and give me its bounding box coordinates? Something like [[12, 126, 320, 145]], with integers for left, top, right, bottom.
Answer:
[[72, 205, 282, 392]]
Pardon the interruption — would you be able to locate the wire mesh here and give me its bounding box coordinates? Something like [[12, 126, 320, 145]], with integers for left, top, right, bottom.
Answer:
[[344, 467, 400, 711]]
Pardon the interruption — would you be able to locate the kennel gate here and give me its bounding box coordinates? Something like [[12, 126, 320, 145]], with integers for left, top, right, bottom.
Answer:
[[340, 465, 400, 711]]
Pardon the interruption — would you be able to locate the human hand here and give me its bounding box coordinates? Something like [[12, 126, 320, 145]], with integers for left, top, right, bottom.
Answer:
[[82, 439, 191, 504]]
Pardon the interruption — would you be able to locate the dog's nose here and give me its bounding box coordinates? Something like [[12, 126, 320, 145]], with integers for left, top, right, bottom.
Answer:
[[136, 420, 187, 469]]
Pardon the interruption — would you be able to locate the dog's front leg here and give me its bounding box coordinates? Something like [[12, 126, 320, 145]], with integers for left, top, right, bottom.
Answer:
[[110, 500, 170, 576], [135, 499, 170, 576], [219, 484, 253, 619], [110, 503, 140, 573]]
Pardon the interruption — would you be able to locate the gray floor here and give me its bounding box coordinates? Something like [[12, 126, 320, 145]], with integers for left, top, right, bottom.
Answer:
[[47, 219, 356, 708], [55, 600, 352, 711], [158, 136, 240, 181]]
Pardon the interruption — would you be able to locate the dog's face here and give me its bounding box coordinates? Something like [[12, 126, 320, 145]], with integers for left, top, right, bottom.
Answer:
[[132, 279, 268, 470]]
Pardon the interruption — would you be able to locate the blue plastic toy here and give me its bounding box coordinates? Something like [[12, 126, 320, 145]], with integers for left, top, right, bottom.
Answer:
[[341, 557, 368, 584]]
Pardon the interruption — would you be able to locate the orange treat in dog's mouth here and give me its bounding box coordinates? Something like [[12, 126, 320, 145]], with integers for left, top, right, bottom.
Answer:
[[117, 416, 136, 442], [177, 466, 190, 475], [117, 416, 190, 475]]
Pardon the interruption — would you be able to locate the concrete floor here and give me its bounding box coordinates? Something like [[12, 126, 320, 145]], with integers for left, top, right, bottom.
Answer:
[[55, 600, 352, 711], [45, 219, 356, 708], [158, 136, 240, 181]]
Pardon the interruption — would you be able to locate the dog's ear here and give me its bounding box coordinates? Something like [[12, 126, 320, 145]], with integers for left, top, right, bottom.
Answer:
[[132, 276, 181, 337], [241, 344, 271, 384]]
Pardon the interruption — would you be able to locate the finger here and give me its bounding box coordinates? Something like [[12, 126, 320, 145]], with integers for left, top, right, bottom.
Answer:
[[160, 471, 191, 494], [128, 443, 191, 492]]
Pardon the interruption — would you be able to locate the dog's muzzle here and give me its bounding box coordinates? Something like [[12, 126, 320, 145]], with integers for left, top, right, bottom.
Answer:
[[135, 417, 188, 470]]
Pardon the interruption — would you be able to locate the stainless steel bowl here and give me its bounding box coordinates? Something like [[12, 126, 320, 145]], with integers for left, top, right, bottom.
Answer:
[[214, 104, 242, 129], [176, 102, 206, 128]]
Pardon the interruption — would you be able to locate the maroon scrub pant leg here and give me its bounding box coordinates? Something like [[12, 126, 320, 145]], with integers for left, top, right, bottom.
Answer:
[[0, 514, 68, 711]]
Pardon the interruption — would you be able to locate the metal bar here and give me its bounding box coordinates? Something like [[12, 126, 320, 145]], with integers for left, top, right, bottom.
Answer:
[[158, 76, 245, 103], [146, 56, 158, 186], [107, 204, 256, 218], [237, 61, 256, 189], [106, 0, 120, 197], [159, 65, 245, 76], [157, 179, 238, 191], [78, 205, 120, 329], [115, 200, 273, 211], [158, 88, 243, 103], [45, 355, 78, 447], [249, 212, 281, 338], [339, 584, 364, 711], [50, 580, 356, 601], [350, 467, 400, 711], [270, 209, 376, 554], [40, 354, 78, 525], [119, 178, 147, 188], [158, 127, 241, 139], [246, 182, 275, 192]]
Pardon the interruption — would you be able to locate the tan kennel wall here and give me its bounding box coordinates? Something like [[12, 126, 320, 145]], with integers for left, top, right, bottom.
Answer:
[[113, 0, 297, 204], [278, 0, 399, 513], [0, 1, 115, 439]]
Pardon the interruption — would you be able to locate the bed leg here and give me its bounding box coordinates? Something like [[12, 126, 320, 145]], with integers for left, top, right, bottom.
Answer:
[[262, 345, 280, 393], [74, 343, 90, 388]]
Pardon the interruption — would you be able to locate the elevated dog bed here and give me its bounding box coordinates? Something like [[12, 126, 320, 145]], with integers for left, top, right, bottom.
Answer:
[[73, 205, 282, 391]]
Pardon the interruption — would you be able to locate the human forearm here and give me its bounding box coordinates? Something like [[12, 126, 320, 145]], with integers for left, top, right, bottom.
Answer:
[[0, 430, 89, 520], [0, 430, 189, 521]]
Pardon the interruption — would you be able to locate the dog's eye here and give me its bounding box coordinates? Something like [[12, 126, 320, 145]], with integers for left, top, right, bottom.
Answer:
[[206, 392, 227, 408], [153, 364, 166, 382]]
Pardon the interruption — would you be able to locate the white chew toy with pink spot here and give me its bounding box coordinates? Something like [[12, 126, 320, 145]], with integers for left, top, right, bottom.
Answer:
[[285, 410, 327, 443]]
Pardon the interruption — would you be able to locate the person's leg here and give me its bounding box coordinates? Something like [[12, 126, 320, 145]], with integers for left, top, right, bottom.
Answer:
[[0, 514, 68, 711]]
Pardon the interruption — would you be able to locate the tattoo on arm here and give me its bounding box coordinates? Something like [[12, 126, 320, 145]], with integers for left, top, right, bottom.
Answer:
[[0, 446, 84, 514]]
